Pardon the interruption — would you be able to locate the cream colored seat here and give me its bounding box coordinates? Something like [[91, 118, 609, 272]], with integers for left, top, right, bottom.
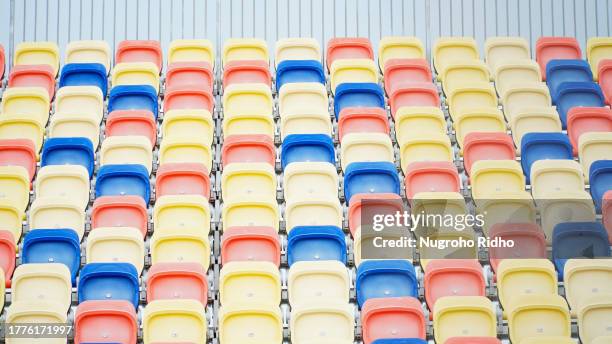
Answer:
[[221, 163, 276, 200], [49, 112, 100, 148], [35, 165, 90, 210], [502, 83, 551, 122], [290, 302, 355, 344], [153, 195, 211, 235], [393, 106, 446, 144], [433, 37, 479, 74], [55, 86, 105, 123], [66, 40, 112, 70], [11, 263, 72, 311], [564, 259, 612, 315], [433, 296, 496, 344], [162, 109, 215, 146], [150, 227, 211, 269], [288, 261, 350, 305], [494, 60, 542, 98], [283, 162, 338, 200], [340, 133, 394, 171], [507, 294, 571, 344], [398, 133, 453, 173], [330, 58, 378, 93], [143, 299, 207, 344], [510, 107, 562, 153], [29, 197, 85, 240], [285, 196, 343, 233], [378, 36, 425, 70], [485, 37, 531, 77], [220, 261, 281, 306], [222, 196, 279, 232], [578, 132, 612, 183], [275, 38, 321, 66], [218, 303, 283, 344], [496, 259, 558, 312], [100, 136, 153, 174], [86, 227, 145, 274], [112, 62, 160, 92], [0, 87, 50, 126], [158, 136, 212, 172]]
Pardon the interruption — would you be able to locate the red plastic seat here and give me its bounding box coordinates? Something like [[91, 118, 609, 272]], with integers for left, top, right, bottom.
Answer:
[[347, 193, 404, 238], [105, 110, 157, 146], [221, 134, 275, 168], [221, 226, 281, 266], [488, 222, 547, 273], [404, 161, 461, 200], [116, 40, 163, 72], [0, 230, 16, 287], [74, 300, 138, 344], [463, 132, 515, 176], [383, 58, 432, 95], [0, 45, 4, 79], [91, 196, 149, 237], [155, 163, 210, 199], [536, 37, 582, 80], [337, 107, 390, 141], [146, 262, 208, 305], [603, 191, 612, 244], [8, 64, 56, 98], [389, 82, 440, 118], [326, 37, 374, 70], [599, 59, 612, 105], [0, 139, 37, 181], [361, 297, 426, 344], [445, 337, 501, 344], [223, 60, 271, 89], [424, 259, 486, 312], [163, 86, 214, 113], [567, 107, 612, 155], [166, 61, 214, 91]]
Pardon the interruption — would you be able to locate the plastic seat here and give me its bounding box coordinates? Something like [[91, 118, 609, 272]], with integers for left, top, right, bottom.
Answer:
[[283, 162, 338, 200], [5, 301, 68, 339], [275, 38, 321, 65], [433, 37, 479, 73], [496, 259, 557, 310], [74, 300, 138, 344], [222, 196, 279, 232], [290, 302, 355, 344], [361, 297, 425, 344], [447, 82, 497, 121], [59, 63, 108, 96], [218, 303, 282, 344], [334, 82, 385, 119], [433, 296, 496, 344], [112, 62, 160, 92], [440, 60, 490, 95], [95, 164, 151, 202], [159, 136, 212, 172], [326, 37, 374, 70], [587, 37, 612, 79], [281, 134, 335, 169], [530, 159, 586, 199], [536, 37, 582, 79], [538, 192, 597, 243], [105, 110, 157, 146], [590, 160, 612, 210], [223, 82, 273, 117], [564, 259, 612, 313], [78, 262, 139, 307], [8, 64, 56, 98], [108, 85, 158, 117], [143, 299, 207, 344], [0, 86, 50, 126], [394, 106, 445, 145], [221, 226, 280, 266], [91, 195, 148, 237], [168, 39, 215, 65], [14, 41, 60, 75], [477, 191, 537, 238], [576, 294, 612, 344], [494, 59, 542, 98], [146, 262, 208, 304], [424, 259, 486, 312], [285, 196, 343, 232], [164, 86, 214, 113], [49, 112, 100, 148], [287, 226, 346, 265], [166, 61, 214, 91], [0, 199, 24, 244], [485, 37, 530, 76], [501, 83, 551, 122], [222, 38, 268, 66], [599, 59, 612, 105], [0, 114, 44, 154], [278, 82, 328, 116], [454, 108, 506, 148], [153, 194, 210, 235], [404, 161, 460, 200], [552, 222, 610, 277], [0, 230, 15, 286], [340, 132, 394, 171], [507, 294, 571, 343], [39, 137, 94, 178], [330, 58, 378, 93], [281, 109, 332, 139], [555, 81, 606, 128], [567, 107, 612, 154], [86, 227, 145, 274], [337, 107, 389, 141], [389, 82, 440, 118], [510, 106, 563, 151], [579, 132, 612, 182], [378, 37, 425, 70], [0, 139, 37, 181], [0, 165, 29, 212], [223, 59, 271, 88], [55, 85, 104, 123], [150, 227, 211, 268], [156, 163, 210, 199], [546, 59, 593, 101], [101, 135, 153, 174], [276, 60, 325, 90], [488, 223, 547, 273], [162, 109, 213, 146], [35, 165, 89, 210], [471, 160, 525, 198], [288, 260, 350, 305], [116, 40, 163, 72], [221, 134, 275, 167], [221, 162, 275, 200], [29, 197, 85, 239], [220, 261, 281, 305], [383, 58, 432, 95], [344, 162, 400, 204], [355, 260, 418, 307], [65, 40, 111, 71], [347, 193, 404, 237], [398, 133, 453, 173], [21, 229, 80, 283], [11, 263, 71, 310], [520, 132, 573, 182], [222, 112, 274, 139]]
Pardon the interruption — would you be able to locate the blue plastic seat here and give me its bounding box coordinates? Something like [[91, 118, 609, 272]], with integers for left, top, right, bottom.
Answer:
[[344, 161, 400, 204], [287, 225, 346, 266], [589, 160, 612, 211], [281, 134, 336, 169], [59, 63, 108, 96], [552, 222, 611, 279], [334, 82, 385, 119], [95, 164, 151, 202], [276, 60, 326, 90], [108, 85, 158, 117], [546, 59, 593, 102], [520, 132, 573, 183], [356, 260, 418, 308], [555, 81, 606, 128], [78, 263, 140, 308], [21, 229, 81, 285], [372, 340, 428, 344], [41, 137, 95, 177]]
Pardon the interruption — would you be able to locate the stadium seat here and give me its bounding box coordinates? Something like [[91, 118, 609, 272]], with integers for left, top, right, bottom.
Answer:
[[488, 223, 547, 273], [220, 261, 281, 305], [454, 108, 506, 148], [530, 159, 586, 199], [433, 37, 479, 73], [0, 86, 50, 125], [507, 294, 571, 343], [222, 196, 280, 232], [112, 62, 160, 92], [0, 199, 24, 244], [334, 82, 386, 119], [546, 59, 593, 100], [344, 162, 400, 204], [501, 83, 551, 122], [283, 162, 338, 200], [14, 41, 60, 75], [35, 165, 89, 210], [5, 302, 67, 335], [538, 194, 596, 243], [218, 303, 282, 344], [222, 38, 268, 66], [326, 37, 374, 70], [11, 263, 71, 310], [101, 136, 153, 173], [445, 338, 501, 344], [221, 226, 280, 266], [587, 37, 612, 79], [278, 81, 328, 116], [223, 59, 271, 89], [510, 106, 563, 151], [281, 134, 335, 169], [91, 195, 148, 237], [440, 60, 490, 95], [567, 107, 612, 155], [281, 109, 332, 138], [164, 86, 214, 113], [223, 82, 273, 113], [520, 132, 573, 182], [65, 40, 111, 71], [73, 300, 138, 344], [347, 192, 404, 237], [221, 134, 275, 167], [156, 163, 210, 199], [0, 139, 37, 181], [0, 230, 16, 286], [340, 132, 394, 170], [494, 59, 542, 97], [404, 161, 460, 199], [470, 160, 525, 199], [433, 296, 496, 344], [485, 36, 530, 76], [590, 160, 612, 210], [107, 85, 158, 117], [408, 191, 467, 236], [162, 109, 213, 145], [424, 259, 486, 311], [21, 229, 80, 283], [221, 162, 275, 199], [577, 294, 612, 344], [154, 194, 210, 234], [166, 61, 214, 91], [398, 133, 453, 173], [394, 106, 445, 144], [223, 112, 274, 139], [29, 197, 85, 239], [105, 110, 157, 146], [59, 63, 108, 96], [0, 114, 44, 154], [150, 227, 211, 268], [40, 137, 95, 177], [146, 262, 208, 304], [555, 81, 606, 128], [95, 164, 151, 202], [361, 297, 425, 344], [143, 299, 207, 344], [0, 165, 29, 212], [276, 60, 325, 91], [389, 82, 440, 117], [579, 132, 612, 182], [288, 260, 350, 305], [287, 225, 346, 265], [552, 222, 610, 277], [330, 58, 378, 93], [55, 85, 104, 123], [158, 136, 212, 172], [564, 259, 612, 314], [536, 37, 582, 79], [383, 58, 432, 94], [285, 196, 343, 232], [378, 36, 425, 70], [275, 37, 321, 65], [49, 112, 100, 148], [168, 39, 215, 65], [290, 302, 355, 344], [447, 82, 497, 121], [8, 64, 56, 98], [599, 59, 612, 105], [338, 107, 389, 140], [496, 259, 557, 310], [356, 260, 418, 307], [86, 227, 145, 274], [116, 40, 163, 72]]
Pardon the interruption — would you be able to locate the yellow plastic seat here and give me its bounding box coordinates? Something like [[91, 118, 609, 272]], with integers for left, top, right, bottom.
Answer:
[[394, 106, 446, 144], [352, 223, 415, 266], [112, 62, 160, 93], [398, 133, 453, 173], [100, 136, 153, 174], [283, 162, 338, 200], [378, 36, 425, 70], [564, 259, 612, 314], [0, 199, 24, 243], [471, 160, 525, 199], [0, 114, 44, 153], [476, 192, 536, 237], [221, 163, 276, 200], [281, 112, 332, 139], [577, 294, 612, 343], [275, 38, 321, 66], [340, 133, 394, 171], [29, 197, 85, 240], [530, 160, 585, 199], [485, 37, 531, 77], [433, 37, 479, 74], [162, 109, 214, 146], [441, 60, 490, 95], [5, 301, 68, 344], [153, 195, 211, 235], [579, 132, 612, 182], [497, 259, 558, 312], [86, 227, 145, 274], [222, 38, 269, 66], [290, 302, 355, 344], [66, 40, 112, 71], [220, 261, 281, 306], [11, 263, 72, 311], [49, 112, 100, 148], [433, 296, 496, 344], [538, 191, 596, 242], [158, 136, 212, 172], [150, 227, 211, 269], [14, 41, 60, 75], [330, 58, 378, 93], [55, 86, 105, 123], [494, 60, 542, 98], [410, 192, 468, 236], [222, 196, 279, 232], [587, 37, 612, 80], [454, 107, 506, 148], [168, 39, 215, 65], [143, 299, 207, 344], [35, 165, 90, 210], [288, 261, 350, 305], [0, 87, 50, 126], [222, 83, 274, 137], [507, 294, 571, 344], [510, 107, 562, 152], [0, 166, 30, 212], [285, 196, 343, 233], [447, 82, 498, 121], [278, 82, 328, 118], [222, 112, 275, 138], [501, 83, 551, 121], [218, 303, 283, 344]]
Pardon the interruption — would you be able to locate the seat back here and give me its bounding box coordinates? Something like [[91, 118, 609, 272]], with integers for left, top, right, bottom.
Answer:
[[285, 196, 342, 232], [95, 164, 151, 202], [389, 82, 440, 117], [223, 82, 273, 112], [220, 261, 281, 305], [278, 82, 328, 117], [222, 38, 268, 66], [0, 230, 16, 287], [12, 263, 72, 310], [552, 222, 611, 276], [520, 132, 573, 183], [590, 160, 612, 210], [153, 195, 211, 235], [155, 163, 210, 199], [546, 59, 593, 100], [223, 59, 271, 88], [383, 58, 432, 94], [112, 62, 160, 92], [507, 294, 571, 343], [29, 197, 85, 239], [21, 229, 81, 284], [0, 114, 45, 153], [510, 107, 562, 151], [78, 262, 140, 308], [91, 195, 148, 237], [221, 226, 280, 266], [530, 159, 585, 200], [497, 259, 558, 310], [488, 223, 547, 273], [536, 37, 582, 79], [65, 40, 111, 71], [556, 81, 606, 128], [166, 61, 214, 90], [86, 227, 145, 274], [567, 107, 612, 154], [330, 58, 378, 92], [290, 302, 355, 344], [56, 86, 104, 123], [338, 107, 389, 141], [344, 162, 401, 204], [221, 134, 275, 168], [599, 59, 612, 105], [326, 37, 374, 70], [447, 83, 497, 121], [221, 162, 276, 199], [163, 86, 214, 113], [471, 160, 525, 199], [485, 37, 530, 76], [283, 161, 338, 201], [281, 134, 335, 169], [404, 161, 460, 199], [433, 296, 496, 344], [115, 40, 163, 71], [378, 37, 425, 70], [158, 136, 212, 172], [288, 260, 350, 305], [577, 294, 612, 344], [579, 132, 612, 182], [347, 193, 404, 237], [105, 110, 157, 146], [502, 83, 551, 122], [355, 260, 418, 307], [74, 300, 138, 344], [168, 39, 215, 65], [143, 299, 207, 344], [8, 64, 56, 98], [59, 62, 108, 95], [275, 37, 321, 65], [340, 132, 394, 170], [14, 41, 60, 75], [454, 108, 506, 148], [494, 60, 542, 97], [287, 226, 346, 265], [424, 259, 486, 311], [222, 196, 279, 232], [276, 60, 325, 90], [0, 199, 24, 243], [108, 85, 158, 116], [0, 87, 50, 125], [361, 297, 426, 344], [146, 262, 208, 304], [0, 165, 30, 212], [100, 135, 153, 174], [398, 133, 453, 172], [0, 139, 37, 181], [49, 112, 101, 148], [433, 37, 479, 73], [441, 60, 490, 95], [150, 228, 211, 268], [40, 137, 94, 178], [334, 82, 385, 119], [564, 259, 612, 313], [218, 303, 283, 344]]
